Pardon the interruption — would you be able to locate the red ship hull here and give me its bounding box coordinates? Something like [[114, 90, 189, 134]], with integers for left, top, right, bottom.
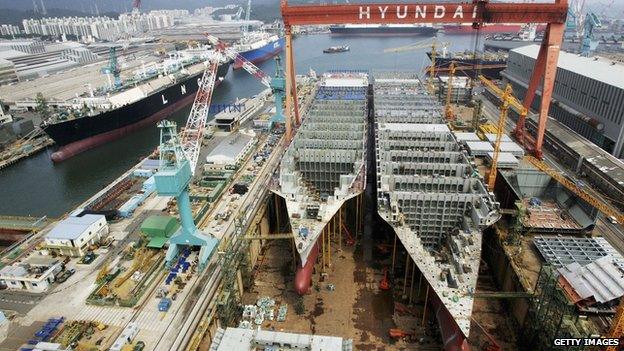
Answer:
[[430, 287, 471, 351], [294, 241, 319, 295]]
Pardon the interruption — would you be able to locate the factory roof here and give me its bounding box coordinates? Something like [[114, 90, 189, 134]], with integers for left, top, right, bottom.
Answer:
[[209, 328, 349, 351], [378, 123, 450, 133], [46, 214, 105, 240], [559, 256, 624, 304], [512, 45, 624, 90], [0, 265, 27, 278], [454, 132, 481, 142], [466, 141, 495, 154], [0, 49, 25, 60], [206, 132, 254, 165], [487, 152, 518, 167], [484, 133, 512, 143]]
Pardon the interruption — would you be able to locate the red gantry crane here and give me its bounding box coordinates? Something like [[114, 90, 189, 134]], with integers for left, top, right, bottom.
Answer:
[[278, 1, 568, 350], [280, 0, 569, 159]]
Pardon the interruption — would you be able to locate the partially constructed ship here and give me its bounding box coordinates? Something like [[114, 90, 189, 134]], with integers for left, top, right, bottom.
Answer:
[[272, 71, 369, 295], [373, 72, 500, 349]]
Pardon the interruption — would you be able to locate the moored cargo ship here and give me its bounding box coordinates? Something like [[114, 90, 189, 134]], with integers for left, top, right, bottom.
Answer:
[[233, 31, 284, 69], [42, 52, 231, 162], [428, 47, 508, 79], [330, 24, 437, 36], [443, 23, 546, 34]]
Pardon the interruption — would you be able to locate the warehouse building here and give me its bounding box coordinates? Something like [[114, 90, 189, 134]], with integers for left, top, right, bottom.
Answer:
[[0, 256, 62, 292], [44, 214, 108, 257], [205, 132, 256, 171], [209, 327, 353, 351], [502, 45, 624, 158], [0, 58, 18, 85]]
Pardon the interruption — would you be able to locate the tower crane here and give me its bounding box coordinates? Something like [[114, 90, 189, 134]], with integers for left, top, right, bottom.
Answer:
[[524, 156, 624, 224], [101, 47, 121, 89], [206, 35, 287, 131], [384, 38, 448, 93], [479, 75, 527, 190], [132, 0, 141, 12], [488, 84, 513, 190], [444, 62, 456, 122], [479, 75, 529, 146]]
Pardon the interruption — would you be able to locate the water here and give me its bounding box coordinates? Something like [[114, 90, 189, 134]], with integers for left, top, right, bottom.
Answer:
[[0, 33, 481, 217]]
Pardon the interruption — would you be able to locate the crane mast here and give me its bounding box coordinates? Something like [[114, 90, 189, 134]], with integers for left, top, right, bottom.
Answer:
[[488, 84, 512, 190], [444, 61, 456, 121]]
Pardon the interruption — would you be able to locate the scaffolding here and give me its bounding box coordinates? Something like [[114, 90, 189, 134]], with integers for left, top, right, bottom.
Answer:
[[522, 265, 599, 351]]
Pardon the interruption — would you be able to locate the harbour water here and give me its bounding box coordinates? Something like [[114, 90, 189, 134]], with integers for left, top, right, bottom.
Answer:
[[0, 33, 480, 217]]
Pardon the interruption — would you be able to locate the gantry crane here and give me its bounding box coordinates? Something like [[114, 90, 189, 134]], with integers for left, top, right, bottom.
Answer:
[[154, 45, 224, 269], [524, 156, 624, 224], [281, 0, 569, 162], [155, 37, 287, 269], [206, 35, 287, 131]]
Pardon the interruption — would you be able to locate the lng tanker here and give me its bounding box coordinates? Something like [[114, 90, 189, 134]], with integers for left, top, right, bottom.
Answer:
[[42, 49, 230, 162], [373, 71, 500, 350], [271, 71, 368, 295]]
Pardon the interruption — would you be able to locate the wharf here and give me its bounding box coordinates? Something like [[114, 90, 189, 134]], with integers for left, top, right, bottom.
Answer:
[[0, 136, 54, 171], [0, 80, 317, 351]]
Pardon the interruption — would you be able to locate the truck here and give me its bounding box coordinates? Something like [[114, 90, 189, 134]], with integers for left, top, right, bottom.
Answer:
[[158, 298, 171, 312]]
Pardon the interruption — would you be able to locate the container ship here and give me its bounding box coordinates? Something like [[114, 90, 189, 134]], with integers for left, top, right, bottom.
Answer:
[[373, 71, 500, 350], [42, 50, 231, 162], [330, 24, 437, 36], [271, 71, 368, 295], [428, 47, 508, 79], [233, 31, 284, 69], [443, 23, 546, 34]]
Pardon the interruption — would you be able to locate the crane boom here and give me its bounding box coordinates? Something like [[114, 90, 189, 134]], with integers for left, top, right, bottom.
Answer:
[[524, 156, 624, 223], [479, 75, 529, 145], [206, 35, 271, 88], [488, 84, 512, 190], [180, 51, 222, 173]]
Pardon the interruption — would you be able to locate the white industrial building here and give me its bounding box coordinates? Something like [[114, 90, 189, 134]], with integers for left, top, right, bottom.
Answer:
[[44, 214, 108, 257], [205, 132, 256, 170], [60, 47, 99, 64], [209, 328, 353, 351], [503, 45, 624, 158], [0, 58, 18, 85], [0, 256, 62, 292]]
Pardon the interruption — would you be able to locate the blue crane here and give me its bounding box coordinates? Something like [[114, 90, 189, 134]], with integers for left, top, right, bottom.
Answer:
[[580, 12, 601, 56], [101, 47, 122, 89]]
